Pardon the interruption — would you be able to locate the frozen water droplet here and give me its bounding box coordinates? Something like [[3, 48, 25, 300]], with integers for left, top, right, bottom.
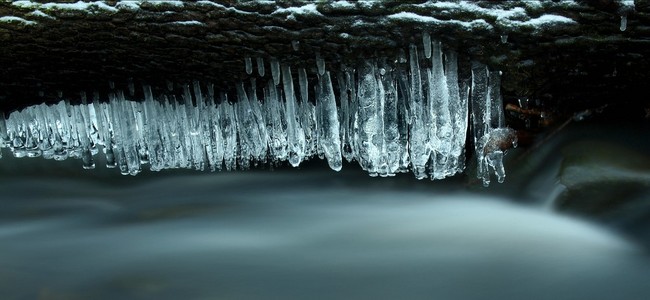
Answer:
[[291, 40, 299, 51], [500, 34, 508, 44]]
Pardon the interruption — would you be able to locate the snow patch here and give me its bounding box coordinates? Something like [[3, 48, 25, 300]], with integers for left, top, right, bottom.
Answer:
[[40, 1, 118, 13], [140, 0, 184, 7], [115, 1, 141, 11], [386, 12, 492, 30], [524, 14, 576, 26], [273, 4, 323, 17], [195, 1, 254, 15], [27, 10, 55, 20], [0, 16, 36, 26], [196, 1, 226, 8], [11, 1, 40, 9], [330, 1, 356, 9], [172, 20, 205, 26]]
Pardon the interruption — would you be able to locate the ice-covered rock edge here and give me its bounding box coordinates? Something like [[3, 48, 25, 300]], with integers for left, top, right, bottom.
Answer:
[[0, 39, 515, 186]]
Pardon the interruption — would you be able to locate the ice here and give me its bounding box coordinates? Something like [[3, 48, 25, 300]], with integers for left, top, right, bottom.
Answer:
[[264, 80, 288, 161], [271, 58, 281, 86], [445, 51, 468, 175], [1, 35, 514, 185], [428, 40, 452, 179], [298, 68, 309, 104], [281, 64, 306, 167], [355, 61, 378, 173], [422, 32, 432, 59], [408, 44, 429, 179], [471, 63, 516, 186], [620, 15, 627, 32], [245, 57, 253, 75], [128, 78, 135, 96], [379, 66, 401, 177], [292, 40, 300, 51], [315, 71, 343, 171], [256, 57, 265, 77], [235, 83, 266, 167], [316, 52, 326, 76], [336, 72, 353, 162]]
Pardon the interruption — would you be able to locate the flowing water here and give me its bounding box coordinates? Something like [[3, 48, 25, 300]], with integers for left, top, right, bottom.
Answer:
[[1, 121, 649, 300]]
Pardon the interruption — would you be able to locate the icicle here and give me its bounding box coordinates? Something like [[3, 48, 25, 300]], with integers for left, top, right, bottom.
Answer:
[[316, 71, 342, 171], [2, 39, 515, 185], [422, 32, 431, 59], [271, 58, 280, 86], [128, 78, 135, 96], [220, 96, 238, 171], [245, 56, 253, 75], [298, 68, 309, 104], [356, 61, 378, 173], [337, 72, 353, 163], [620, 15, 627, 31], [264, 79, 288, 161], [408, 44, 428, 179], [281, 64, 306, 167], [316, 52, 325, 76], [235, 82, 266, 164], [445, 51, 467, 175], [471, 63, 516, 186], [379, 67, 401, 177], [256, 57, 265, 77], [429, 40, 452, 180]]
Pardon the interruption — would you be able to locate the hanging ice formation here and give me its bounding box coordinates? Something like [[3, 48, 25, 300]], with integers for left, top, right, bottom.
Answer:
[[0, 38, 515, 186]]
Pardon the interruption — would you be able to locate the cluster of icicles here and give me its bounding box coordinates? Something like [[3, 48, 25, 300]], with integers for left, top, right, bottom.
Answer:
[[0, 36, 516, 186]]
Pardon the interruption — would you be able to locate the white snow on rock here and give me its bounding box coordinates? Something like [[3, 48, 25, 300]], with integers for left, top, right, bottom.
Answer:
[[386, 12, 493, 30], [8, 0, 580, 34], [115, 1, 141, 11], [330, 1, 356, 9], [40, 1, 117, 12], [521, 14, 576, 26], [137, 0, 184, 8], [27, 10, 55, 20], [272, 3, 323, 19], [171, 20, 205, 26], [0, 16, 36, 26]]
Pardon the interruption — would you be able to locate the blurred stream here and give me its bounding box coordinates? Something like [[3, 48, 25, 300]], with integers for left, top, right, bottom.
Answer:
[[0, 121, 649, 300]]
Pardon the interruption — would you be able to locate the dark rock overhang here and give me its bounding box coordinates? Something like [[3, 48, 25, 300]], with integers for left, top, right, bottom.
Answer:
[[1, 0, 648, 122]]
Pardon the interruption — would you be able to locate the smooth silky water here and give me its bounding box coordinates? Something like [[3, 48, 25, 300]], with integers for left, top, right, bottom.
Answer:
[[0, 121, 649, 300]]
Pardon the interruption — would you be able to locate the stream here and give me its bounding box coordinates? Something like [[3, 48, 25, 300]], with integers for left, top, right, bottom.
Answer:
[[1, 121, 649, 300]]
